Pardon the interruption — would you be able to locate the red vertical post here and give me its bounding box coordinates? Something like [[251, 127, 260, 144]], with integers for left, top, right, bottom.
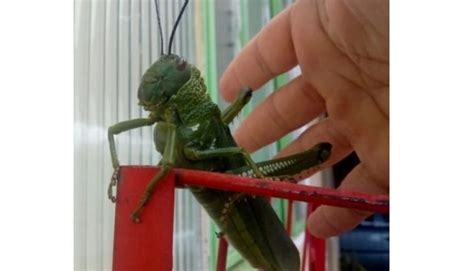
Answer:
[[302, 203, 312, 271], [112, 167, 176, 271], [303, 203, 326, 271], [309, 235, 326, 271], [286, 200, 294, 235], [302, 232, 308, 271]]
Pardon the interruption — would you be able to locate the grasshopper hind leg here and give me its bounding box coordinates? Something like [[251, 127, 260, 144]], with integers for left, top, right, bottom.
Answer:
[[218, 142, 332, 229], [229, 142, 332, 183]]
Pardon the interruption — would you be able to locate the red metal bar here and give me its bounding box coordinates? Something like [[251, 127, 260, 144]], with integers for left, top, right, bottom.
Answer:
[[216, 237, 229, 271], [174, 168, 389, 213], [112, 167, 176, 271]]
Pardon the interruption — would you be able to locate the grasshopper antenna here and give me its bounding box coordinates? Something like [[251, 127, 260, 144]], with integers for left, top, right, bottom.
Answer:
[[154, 0, 164, 55], [168, 0, 189, 55]]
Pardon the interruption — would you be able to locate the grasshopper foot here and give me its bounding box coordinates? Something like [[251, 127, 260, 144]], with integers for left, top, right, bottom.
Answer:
[[130, 212, 142, 223], [130, 196, 148, 223], [241, 88, 253, 104], [130, 199, 146, 223], [108, 167, 120, 203]]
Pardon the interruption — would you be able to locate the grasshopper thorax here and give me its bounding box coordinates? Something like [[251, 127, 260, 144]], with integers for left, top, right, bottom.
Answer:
[[138, 54, 191, 111]]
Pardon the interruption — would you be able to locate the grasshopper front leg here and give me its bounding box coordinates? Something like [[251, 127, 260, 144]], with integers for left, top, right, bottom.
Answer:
[[130, 123, 177, 223], [221, 88, 252, 125], [108, 118, 156, 202]]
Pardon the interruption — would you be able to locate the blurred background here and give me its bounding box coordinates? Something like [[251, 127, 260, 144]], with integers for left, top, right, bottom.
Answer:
[[74, 0, 388, 270]]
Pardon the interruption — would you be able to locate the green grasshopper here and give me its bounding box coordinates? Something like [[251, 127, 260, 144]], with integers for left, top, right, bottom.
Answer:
[[107, 1, 332, 270]]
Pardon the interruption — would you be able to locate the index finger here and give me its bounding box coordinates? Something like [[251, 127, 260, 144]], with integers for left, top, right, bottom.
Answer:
[[219, 4, 297, 101]]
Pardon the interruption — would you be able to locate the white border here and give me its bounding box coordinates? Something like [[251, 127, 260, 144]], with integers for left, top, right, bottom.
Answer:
[[391, 1, 474, 270], [0, 0, 73, 270]]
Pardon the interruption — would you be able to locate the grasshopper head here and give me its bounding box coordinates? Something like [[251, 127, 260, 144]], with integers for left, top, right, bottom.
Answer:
[[138, 54, 191, 111]]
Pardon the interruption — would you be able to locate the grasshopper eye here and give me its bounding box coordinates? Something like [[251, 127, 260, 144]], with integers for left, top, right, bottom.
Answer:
[[177, 58, 187, 71]]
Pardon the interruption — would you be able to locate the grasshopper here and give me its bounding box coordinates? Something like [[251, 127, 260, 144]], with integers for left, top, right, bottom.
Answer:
[[107, 1, 332, 270]]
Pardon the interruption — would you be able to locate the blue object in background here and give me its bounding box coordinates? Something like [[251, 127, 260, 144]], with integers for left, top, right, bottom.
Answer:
[[332, 152, 389, 271], [339, 214, 389, 271]]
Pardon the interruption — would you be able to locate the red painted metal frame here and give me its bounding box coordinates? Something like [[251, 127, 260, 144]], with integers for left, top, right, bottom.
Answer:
[[174, 168, 389, 213], [302, 203, 326, 271], [112, 167, 176, 271], [216, 236, 229, 271], [286, 200, 294, 235], [112, 166, 389, 271]]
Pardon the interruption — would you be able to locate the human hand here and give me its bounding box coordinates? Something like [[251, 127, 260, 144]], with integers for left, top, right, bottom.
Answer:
[[219, 0, 389, 238]]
